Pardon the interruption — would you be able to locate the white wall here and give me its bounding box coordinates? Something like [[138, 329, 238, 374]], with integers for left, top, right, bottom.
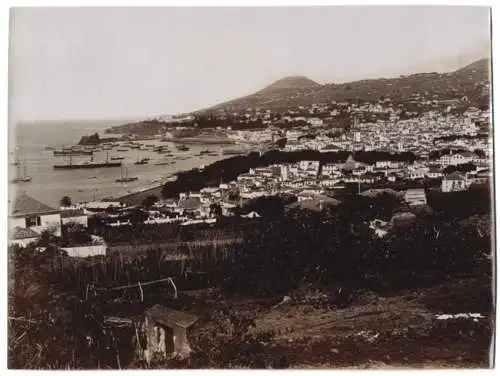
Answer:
[[37, 214, 62, 237], [10, 237, 39, 248], [9, 213, 61, 236], [61, 245, 106, 258]]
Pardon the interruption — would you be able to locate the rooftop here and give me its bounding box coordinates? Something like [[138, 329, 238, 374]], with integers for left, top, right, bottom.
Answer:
[[445, 171, 467, 181], [145, 304, 198, 329], [11, 226, 41, 240], [11, 192, 59, 217]]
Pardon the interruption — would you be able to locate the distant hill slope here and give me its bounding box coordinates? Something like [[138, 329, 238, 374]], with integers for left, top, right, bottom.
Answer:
[[202, 58, 490, 113], [260, 76, 320, 92], [454, 58, 490, 75], [106, 58, 491, 135]]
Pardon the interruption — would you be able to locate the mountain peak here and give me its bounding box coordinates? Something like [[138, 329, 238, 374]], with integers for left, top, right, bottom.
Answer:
[[260, 76, 320, 93]]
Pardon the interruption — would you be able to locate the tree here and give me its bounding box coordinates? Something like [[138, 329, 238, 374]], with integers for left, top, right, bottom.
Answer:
[[474, 149, 486, 158], [60, 196, 72, 208], [142, 195, 159, 208], [210, 203, 223, 218], [64, 222, 91, 246]]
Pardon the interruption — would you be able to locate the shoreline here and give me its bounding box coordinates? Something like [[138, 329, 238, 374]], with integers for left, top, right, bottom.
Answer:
[[103, 174, 177, 204]]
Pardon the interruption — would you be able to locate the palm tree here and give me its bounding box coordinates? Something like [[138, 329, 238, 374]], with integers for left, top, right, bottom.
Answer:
[[60, 196, 72, 208]]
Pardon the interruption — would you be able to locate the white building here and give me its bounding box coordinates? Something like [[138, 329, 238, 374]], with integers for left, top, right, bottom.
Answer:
[[9, 193, 62, 240], [404, 188, 427, 206], [441, 172, 471, 192], [354, 131, 361, 143], [10, 227, 41, 247], [308, 117, 323, 127]]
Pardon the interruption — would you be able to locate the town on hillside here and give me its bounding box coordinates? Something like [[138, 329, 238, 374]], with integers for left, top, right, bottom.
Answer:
[[8, 6, 494, 371]]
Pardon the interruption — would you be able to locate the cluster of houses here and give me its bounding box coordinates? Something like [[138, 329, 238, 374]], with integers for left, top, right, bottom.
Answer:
[[9, 104, 492, 253], [9, 192, 89, 247], [283, 110, 489, 154]]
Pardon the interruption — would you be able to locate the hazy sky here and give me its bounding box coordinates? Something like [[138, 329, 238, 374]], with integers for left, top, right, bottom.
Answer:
[[9, 6, 491, 122]]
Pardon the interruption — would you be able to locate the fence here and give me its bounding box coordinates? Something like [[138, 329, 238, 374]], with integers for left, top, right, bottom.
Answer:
[[107, 237, 242, 255], [62, 244, 107, 258]]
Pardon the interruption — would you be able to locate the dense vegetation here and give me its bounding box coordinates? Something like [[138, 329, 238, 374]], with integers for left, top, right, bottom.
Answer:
[[8, 183, 493, 368], [220, 192, 491, 297]]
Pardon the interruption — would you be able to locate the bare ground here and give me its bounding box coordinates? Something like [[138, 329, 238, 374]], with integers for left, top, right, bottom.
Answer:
[[184, 275, 494, 369]]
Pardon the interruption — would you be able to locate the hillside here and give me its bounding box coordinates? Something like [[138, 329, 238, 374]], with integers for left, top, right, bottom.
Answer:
[[106, 58, 490, 135], [454, 58, 490, 75], [260, 76, 321, 92], [204, 58, 490, 113]]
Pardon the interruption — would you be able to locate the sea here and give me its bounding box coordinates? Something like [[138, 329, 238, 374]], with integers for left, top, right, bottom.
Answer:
[[8, 120, 227, 208]]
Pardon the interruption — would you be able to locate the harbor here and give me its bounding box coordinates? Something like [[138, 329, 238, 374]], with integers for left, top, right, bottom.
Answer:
[[8, 121, 248, 207]]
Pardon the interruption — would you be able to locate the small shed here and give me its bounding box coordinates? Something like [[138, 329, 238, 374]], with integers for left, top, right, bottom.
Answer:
[[142, 305, 198, 362]]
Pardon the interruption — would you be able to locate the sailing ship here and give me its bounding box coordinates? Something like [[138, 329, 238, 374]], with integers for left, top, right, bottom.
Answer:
[[134, 157, 150, 165], [11, 157, 32, 183], [11, 156, 20, 166], [53, 152, 121, 169], [116, 166, 138, 183], [53, 148, 93, 156]]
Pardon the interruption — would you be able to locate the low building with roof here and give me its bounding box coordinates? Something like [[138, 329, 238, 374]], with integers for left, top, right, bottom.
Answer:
[[404, 188, 427, 206], [141, 305, 199, 362], [9, 226, 41, 247], [9, 192, 61, 237], [442, 172, 471, 192]]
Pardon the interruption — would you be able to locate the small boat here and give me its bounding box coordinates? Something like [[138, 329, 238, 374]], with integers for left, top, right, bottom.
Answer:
[[154, 162, 171, 166], [111, 156, 125, 160], [11, 156, 32, 183], [177, 145, 189, 151], [134, 157, 149, 165], [116, 166, 138, 183], [116, 148, 129, 152]]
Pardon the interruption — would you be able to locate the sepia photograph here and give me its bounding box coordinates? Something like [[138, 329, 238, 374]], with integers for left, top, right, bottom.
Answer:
[[7, 5, 495, 369]]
